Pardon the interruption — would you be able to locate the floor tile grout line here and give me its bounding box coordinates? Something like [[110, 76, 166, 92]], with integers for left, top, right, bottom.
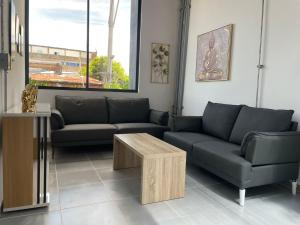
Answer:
[[54, 153, 90, 165], [100, 177, 140, 202], [59, 198, 115, 212], [55, 154, 103, 186], [164, 186, 205, 218], [0, 210, 60, 222], [165, 200, 184, 218], [190, 185, 256, 225], [53, 155, 63, 212], [88, 152, 142, 186], [53, 150, 65, 225], [59, 195, 143, 215], [57, 181, 104, 192], [86, 152, 105, 184], [171, 185, 254, 225], [56, 152, 111, 211], [188, 176, 297, 224], [56, 151, 108, 217], [59, 211, 64, 225], [56, 168, 98, 175]]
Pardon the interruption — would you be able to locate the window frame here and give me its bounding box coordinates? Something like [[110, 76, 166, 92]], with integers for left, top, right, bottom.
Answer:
[[25, 0, 142, 93]]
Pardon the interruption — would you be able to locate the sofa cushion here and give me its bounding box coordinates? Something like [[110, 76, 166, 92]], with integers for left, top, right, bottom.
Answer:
[[163, 132, 219, 152], [149, 110, 169, 126], [202, 102, 242, 141], [55, 96, 108, 124], [172, 116, 202, 132], [107, 98, 150, 123], [192, 141, 252, 187], [230, 106, 294, 144], [115, 123, 169, 138], [51, 124, 117, 144]]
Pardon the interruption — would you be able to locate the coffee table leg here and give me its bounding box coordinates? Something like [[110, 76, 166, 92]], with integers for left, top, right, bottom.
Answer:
[[141, 156, 186, 204], [113, 138, 140, 170]]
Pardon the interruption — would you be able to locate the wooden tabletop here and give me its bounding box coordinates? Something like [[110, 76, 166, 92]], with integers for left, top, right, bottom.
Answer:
[[114, 133, 186, 159]]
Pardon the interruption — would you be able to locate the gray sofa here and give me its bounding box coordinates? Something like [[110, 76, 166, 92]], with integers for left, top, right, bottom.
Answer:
[[50, 96, 170, 156], [164, 102, 300, 206]]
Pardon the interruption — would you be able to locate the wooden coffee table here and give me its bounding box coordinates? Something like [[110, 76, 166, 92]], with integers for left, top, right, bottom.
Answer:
[[113, 133, 186, 204]]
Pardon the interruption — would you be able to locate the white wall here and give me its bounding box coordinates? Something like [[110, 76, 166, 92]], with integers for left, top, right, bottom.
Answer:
[[260, 0, 300, 123], [183, 0, 262, 116], [38, 0, 180, 112], [261, 0, 300, 185], [183, 0, 300, 123]]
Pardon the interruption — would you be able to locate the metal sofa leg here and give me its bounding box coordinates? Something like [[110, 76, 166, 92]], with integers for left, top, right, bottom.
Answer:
[[292, 180, 298, 195], [239, 189, 246, 206]]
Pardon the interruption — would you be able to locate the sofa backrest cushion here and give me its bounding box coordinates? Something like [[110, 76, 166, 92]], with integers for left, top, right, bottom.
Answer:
[[107, 98, 150, 123], [230, 106, 294, 144], [149, 110, 169, 126], [55, 96, 108, 124], [202, 102, 242, 140]]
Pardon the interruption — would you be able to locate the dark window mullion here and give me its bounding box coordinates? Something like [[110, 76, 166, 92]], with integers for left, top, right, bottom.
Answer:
[[25, 0, 29, 85], [86, 0, 90, 89], [135, 0, 142, 91]]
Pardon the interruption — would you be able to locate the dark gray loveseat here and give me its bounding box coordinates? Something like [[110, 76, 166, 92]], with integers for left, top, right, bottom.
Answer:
[[50, 96, 170, 156], [164, 102, 300, 206]]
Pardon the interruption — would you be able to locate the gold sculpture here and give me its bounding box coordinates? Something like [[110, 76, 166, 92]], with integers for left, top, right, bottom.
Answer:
[[21, 84, 38, 112]]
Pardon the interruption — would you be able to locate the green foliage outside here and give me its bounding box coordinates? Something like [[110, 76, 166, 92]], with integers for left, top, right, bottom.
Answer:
[[80, 56, 129, 89], [29, 79, 49, 87]]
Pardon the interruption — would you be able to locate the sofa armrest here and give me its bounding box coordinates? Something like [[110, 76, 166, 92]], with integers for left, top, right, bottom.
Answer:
[[149, 109, 169, 126], [50, 109, 65, 130], [241, 131, 300, 166], [171, 116, 202, 132]]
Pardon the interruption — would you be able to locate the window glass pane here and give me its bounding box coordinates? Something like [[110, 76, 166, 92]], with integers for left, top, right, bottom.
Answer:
[[65, 50, 80, 57], [48, 48, 65, 56], [28, 0, 139, 91], [31, 46, 48, 54], [89, 0, 138, 90], [29, 0, 88, 88]]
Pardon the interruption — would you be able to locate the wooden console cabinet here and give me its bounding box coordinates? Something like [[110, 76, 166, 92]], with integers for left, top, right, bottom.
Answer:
[[2, 104, 51, 212]]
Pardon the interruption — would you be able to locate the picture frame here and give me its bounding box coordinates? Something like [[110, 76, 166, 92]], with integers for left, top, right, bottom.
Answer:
[[195, 24, 233, 82], [151, 43, 170, 84], [19, 25, 24, 56], [9, 0, 16, 62], [15, 14, 19, 54]]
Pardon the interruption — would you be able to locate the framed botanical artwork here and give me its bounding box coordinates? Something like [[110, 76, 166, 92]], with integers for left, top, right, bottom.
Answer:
[[15, 14, 19, 54], [151, 43, 170, 84], [19, 25, 24, 56], [195, 24, 233, 82]]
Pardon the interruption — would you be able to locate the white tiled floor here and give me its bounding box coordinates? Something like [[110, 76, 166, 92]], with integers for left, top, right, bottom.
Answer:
[[0, 145, 299, 225]]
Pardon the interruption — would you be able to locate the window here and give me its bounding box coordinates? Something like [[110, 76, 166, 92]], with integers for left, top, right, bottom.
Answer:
[[25, 0, 141, 91]]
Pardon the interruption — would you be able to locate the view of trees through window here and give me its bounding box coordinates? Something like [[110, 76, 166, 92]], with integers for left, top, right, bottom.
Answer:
[[28, 0, 139, 90]]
